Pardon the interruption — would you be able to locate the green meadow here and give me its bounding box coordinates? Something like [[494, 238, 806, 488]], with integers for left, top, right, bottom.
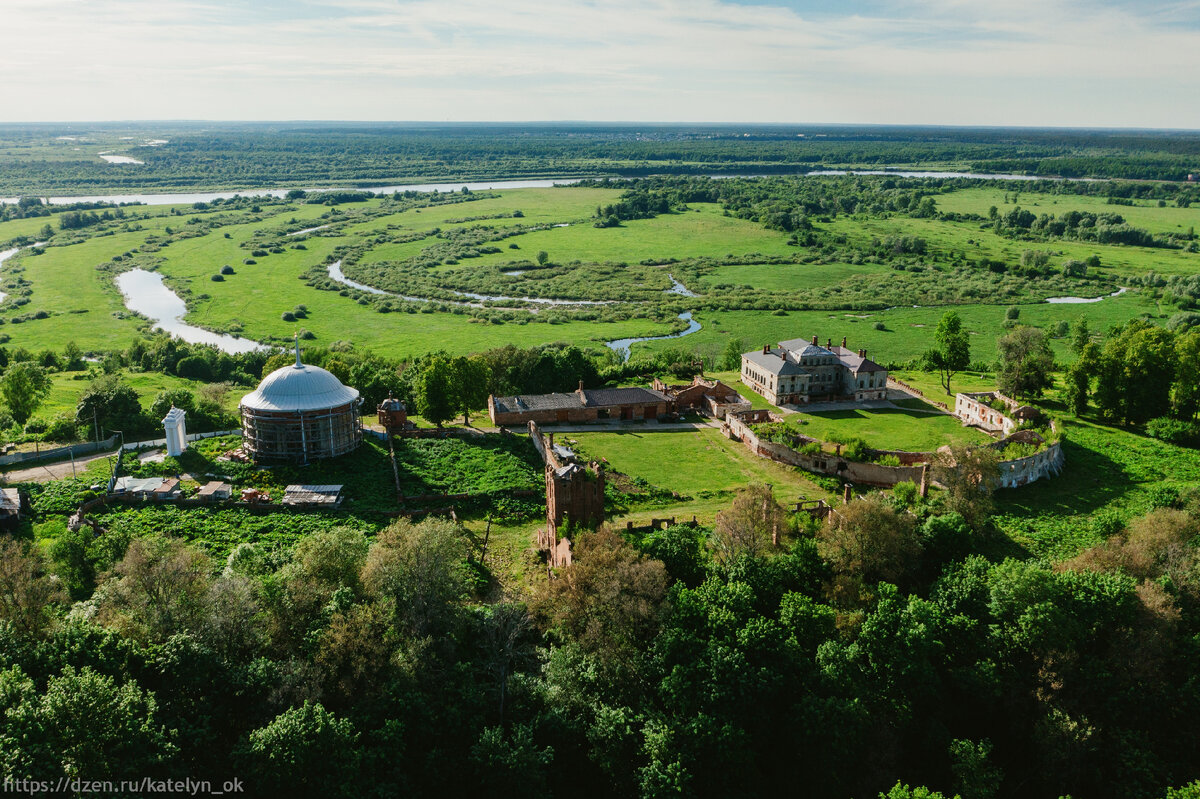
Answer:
[[566, 426, 832, 505], [646, 290, 1157, 366], [787, 406, 990, 452]]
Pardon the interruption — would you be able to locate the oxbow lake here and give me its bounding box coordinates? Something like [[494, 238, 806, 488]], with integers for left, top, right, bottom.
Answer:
[[114, 269, 267, 354]]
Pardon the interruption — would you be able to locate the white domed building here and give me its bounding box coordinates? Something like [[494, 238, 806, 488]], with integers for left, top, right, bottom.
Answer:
[[239, 341, 363, 462]]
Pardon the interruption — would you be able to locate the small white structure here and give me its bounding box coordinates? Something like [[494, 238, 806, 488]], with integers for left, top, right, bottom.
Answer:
[[162, 407, 188, 457]]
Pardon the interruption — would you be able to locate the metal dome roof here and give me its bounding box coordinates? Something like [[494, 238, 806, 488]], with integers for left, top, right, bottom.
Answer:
[[239, 341, 360, 412]]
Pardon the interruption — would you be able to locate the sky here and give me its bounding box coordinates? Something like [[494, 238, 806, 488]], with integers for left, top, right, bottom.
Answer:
[[2, 0, 1199, 127]]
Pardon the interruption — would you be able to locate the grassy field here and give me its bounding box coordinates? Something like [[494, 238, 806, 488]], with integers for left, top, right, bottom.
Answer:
[[648, 290, 1159, 366], [700, 260, 890, 291], [822, 205, 1200, 279], [994, 417, 1200, 559], [443, 203, 796, 267], [935, 188, 1200, 236], [566, 426, 831, 505], [37, 369, 242, 421], [787, 406, 990, 452]]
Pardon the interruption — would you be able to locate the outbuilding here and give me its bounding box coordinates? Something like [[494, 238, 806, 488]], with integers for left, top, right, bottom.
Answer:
[[239, 340, 362, 463]]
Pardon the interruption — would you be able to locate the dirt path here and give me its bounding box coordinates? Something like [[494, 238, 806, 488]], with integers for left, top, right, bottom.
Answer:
[[2, 447, 164, 484]]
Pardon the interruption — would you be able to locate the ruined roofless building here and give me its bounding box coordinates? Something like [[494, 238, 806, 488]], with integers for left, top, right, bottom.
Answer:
[[238, 337, 363, 463]]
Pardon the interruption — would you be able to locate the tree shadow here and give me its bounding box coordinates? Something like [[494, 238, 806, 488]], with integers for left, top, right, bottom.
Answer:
[[993, 435, 1127, 520]]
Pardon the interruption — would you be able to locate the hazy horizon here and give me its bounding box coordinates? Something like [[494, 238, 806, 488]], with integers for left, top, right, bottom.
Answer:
[[3, 0, 1198, 128]]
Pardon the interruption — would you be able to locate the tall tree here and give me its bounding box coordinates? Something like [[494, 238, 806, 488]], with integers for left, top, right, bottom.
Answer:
[[925, 310, 971, 395], [1093, 321, 1178, 425], [1, 362, 52, 425], [712, 483, 789, 561], [1174, 328, 1200, 420], [1064, 341, 1099, 417], [996, 327, 1054, 400], [450, 355, 490, 426], [413, 354, 455, 427]]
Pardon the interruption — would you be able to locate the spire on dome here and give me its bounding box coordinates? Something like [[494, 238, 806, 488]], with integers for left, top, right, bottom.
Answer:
[[294, 333, 302, 368]]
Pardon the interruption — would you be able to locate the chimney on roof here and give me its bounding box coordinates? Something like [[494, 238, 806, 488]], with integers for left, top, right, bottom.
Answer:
[[811, 335, 818, 346], [763, 344, 769, 355], [842, 336, 847, 348], [827, 338, 832, 348], [577, 381, 587, 405], [862, 349, 868, 360]]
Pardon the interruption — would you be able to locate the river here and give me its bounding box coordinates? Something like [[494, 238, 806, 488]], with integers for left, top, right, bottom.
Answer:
[[1, 168, 1099, 207], [806, 169, 1096, 182], [0, 178, 586, 207], [0, 246, 20, 303], [114, 269, 267, 354], [1045, 287, 1129, 304], [606, 312, 702, 362]]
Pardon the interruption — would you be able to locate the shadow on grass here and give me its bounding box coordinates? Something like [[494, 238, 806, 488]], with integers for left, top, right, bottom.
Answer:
[[993, 434, 1126, 520], [807, 406, 952, 422]]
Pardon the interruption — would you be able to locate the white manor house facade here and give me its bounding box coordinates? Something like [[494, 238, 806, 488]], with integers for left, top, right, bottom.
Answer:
[[741, 335, 888, 405]]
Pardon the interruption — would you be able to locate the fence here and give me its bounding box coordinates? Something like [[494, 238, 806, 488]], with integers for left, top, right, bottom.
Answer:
[[0, 435, 118, 467]]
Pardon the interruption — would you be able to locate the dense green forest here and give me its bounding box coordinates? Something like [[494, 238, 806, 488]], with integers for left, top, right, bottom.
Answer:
[[4, 482, 1200, 798], [2, 123, 1200, 196]]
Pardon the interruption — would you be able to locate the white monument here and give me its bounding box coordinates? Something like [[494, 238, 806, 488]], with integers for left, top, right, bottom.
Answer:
[[162, 407, 188, 457]]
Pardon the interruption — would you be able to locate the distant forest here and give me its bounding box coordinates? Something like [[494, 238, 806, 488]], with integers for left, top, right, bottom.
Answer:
[[1, 123, 1199, 195]]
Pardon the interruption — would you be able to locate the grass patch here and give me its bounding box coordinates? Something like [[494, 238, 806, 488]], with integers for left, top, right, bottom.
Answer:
[[994, 417, 1200, 559], [788, 406, 990, 452], [566, 426, 831, 505]]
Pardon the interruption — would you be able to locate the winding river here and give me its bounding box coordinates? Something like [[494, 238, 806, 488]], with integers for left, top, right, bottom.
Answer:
[[1045, 287, 1129, 304], [0, 246, 20, 303], [606, 312, 702, 362], [114, 269, 267, 354], [1, 168, 1098, 208]]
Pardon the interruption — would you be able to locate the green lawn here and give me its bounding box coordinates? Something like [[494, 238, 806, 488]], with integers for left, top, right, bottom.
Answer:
[[889, 370, 1000, 401], [788, 406, 989, 452], [565, 426, 831, 506]]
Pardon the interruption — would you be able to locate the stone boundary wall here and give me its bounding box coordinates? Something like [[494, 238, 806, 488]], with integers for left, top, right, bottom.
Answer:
[[887, 378, 950, 411], [724, 411, 927, 487], [724, 410, 1064, 490]]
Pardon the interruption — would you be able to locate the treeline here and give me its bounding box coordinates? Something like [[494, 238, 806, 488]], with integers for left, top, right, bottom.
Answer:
[[4, 123, 1200, 195], [1067, 319, 1200, 438], [989, 206, 1197, 250], [4, 472, 1200, 796]]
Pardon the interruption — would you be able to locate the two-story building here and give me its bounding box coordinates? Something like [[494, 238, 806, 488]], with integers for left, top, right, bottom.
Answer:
[[740, 335, 888, 405]]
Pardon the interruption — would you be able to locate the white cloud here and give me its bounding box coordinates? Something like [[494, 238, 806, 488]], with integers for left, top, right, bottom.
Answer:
[[0, 0, 1195, 125]]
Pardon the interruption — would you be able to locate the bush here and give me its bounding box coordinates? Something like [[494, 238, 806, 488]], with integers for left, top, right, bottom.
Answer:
[[1145, 416, 1199, 448], [251, 249, 268, 257], [873, 321, 886, 331], [281, 312, 296, 322], [220, 265, 235, 275], [210, 274, 224, 282], [43, 413, 83, 442], [1005, 306, 1020, 320]]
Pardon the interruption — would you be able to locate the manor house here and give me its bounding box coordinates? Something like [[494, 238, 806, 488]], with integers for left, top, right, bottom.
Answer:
[[741, 335, 888, 405]]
